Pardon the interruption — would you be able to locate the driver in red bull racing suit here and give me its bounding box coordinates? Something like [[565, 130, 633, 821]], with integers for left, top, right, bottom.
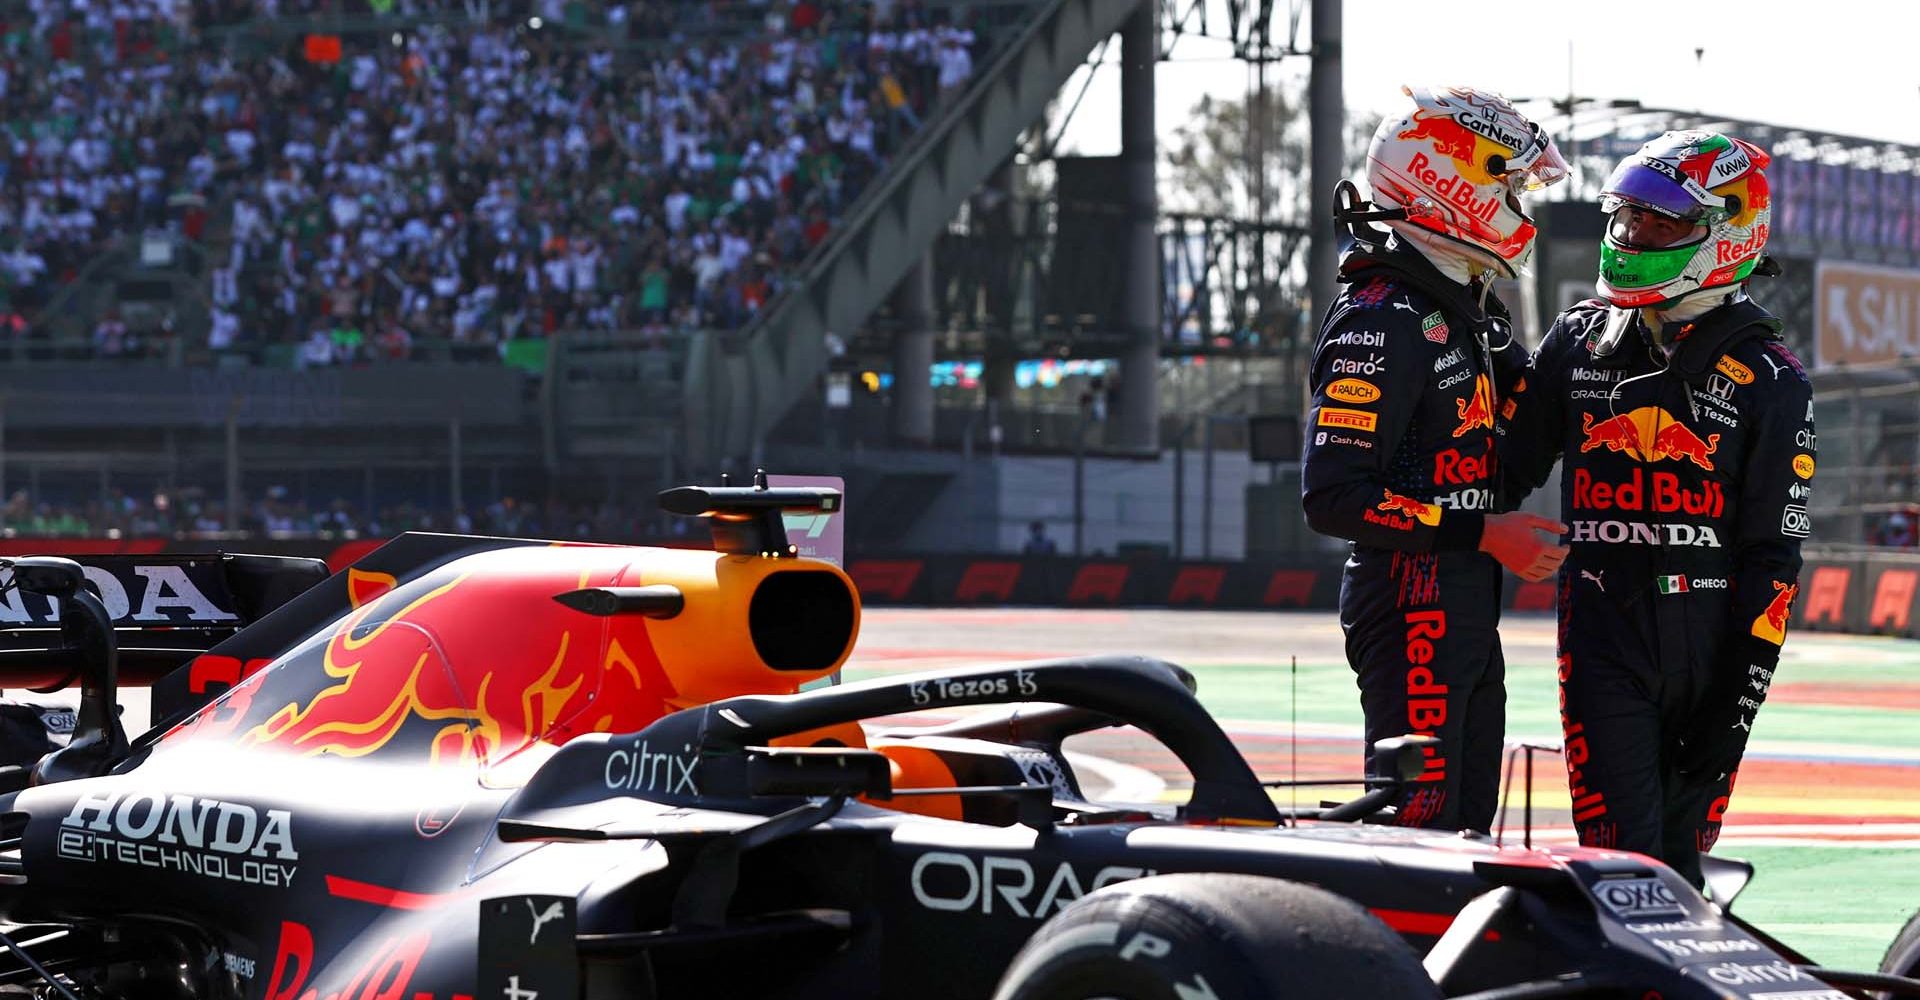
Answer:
[[1501, 131, 1814, 887], [1302, 87, 1569, 832]]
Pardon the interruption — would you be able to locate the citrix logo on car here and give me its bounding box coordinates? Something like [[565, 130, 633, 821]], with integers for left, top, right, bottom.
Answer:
[[604, 739, 700, 795], [58, 791, 298, 888]]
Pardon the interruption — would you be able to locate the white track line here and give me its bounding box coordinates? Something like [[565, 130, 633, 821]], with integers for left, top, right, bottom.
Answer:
[[1064, 750, 1166, 803]]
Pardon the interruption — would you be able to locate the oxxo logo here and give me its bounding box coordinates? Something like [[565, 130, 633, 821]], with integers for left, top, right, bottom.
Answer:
[[1781, 505, 1811, 538], [1594, 877, 1683, 919]]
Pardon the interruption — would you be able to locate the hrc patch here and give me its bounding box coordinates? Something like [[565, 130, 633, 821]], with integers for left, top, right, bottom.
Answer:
[[1422, 311, 1450, 344]]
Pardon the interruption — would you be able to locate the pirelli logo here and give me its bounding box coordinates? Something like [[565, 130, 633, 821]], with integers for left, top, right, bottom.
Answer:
[[1318, 407, 1378, 431]]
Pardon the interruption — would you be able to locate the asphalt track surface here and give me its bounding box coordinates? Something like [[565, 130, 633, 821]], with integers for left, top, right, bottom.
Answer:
[[846, 607, 1920, 970]]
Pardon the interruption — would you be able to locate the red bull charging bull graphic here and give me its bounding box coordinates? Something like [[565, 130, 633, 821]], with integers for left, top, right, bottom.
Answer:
[[1751, 580, 1799, 645], [1376, 490, 1443, 528], [169, 545, 856, 772], [1451, 374, 1494, 438], [1578, 408, 1719, 472]]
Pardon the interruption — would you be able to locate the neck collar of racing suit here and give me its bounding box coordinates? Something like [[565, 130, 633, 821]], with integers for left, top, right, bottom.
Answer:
[[1630, 295, 1785, 386], [1338, 231, 1497, 328]]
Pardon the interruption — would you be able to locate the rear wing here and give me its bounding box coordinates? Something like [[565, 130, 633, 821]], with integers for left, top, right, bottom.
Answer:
[[0, 553, 329, 691]]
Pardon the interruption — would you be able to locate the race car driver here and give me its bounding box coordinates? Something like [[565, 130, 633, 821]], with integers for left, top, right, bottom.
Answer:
[[1301, 86, 1569, 833], [1501, 131, 1813, 887]]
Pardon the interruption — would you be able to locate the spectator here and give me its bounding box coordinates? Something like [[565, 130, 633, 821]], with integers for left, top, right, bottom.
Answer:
[[1877, 509, 1918, 547], [1022, 520, 1058, 556], [299, 329, 335, 368], [0, 0, 991, 363]]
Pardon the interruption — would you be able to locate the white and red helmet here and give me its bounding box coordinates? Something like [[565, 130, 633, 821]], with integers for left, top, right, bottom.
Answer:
[[1595, 130, 1773, 308], [1365, 86, 1570, 278]]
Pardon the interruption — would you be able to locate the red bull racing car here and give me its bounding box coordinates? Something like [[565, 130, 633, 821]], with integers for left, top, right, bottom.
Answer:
[[0, 480, 1911, 1000]]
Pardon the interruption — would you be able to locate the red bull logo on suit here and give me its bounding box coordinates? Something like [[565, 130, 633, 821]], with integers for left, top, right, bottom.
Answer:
[[1578, 408, 1719, 471]]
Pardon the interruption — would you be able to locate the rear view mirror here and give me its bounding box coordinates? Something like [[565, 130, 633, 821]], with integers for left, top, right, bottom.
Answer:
[[1372, 734, 1441, 784], [746, 746, 892, 799], [4, 557, 129, 785]]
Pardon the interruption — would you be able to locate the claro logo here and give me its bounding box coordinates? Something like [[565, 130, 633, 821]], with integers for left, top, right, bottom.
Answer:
[[909, 852, 1152, 919]]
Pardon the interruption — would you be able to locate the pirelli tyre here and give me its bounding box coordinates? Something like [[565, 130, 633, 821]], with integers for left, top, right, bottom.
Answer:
[[989, 873, 1439, 1000], [1882, 908, 1920, 986]]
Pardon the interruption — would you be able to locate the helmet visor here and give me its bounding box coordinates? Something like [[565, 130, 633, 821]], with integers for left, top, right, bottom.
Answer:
[[1600, 157, 1718, 221], [1504, 125, 1570, 192], [1607, 205, 1708, 250]]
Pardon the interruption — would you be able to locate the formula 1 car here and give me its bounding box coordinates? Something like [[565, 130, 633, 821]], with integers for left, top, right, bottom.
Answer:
[[0, 479, 1911, 1000]]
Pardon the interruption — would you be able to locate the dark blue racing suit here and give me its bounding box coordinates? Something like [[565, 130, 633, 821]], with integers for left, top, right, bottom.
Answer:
[[1301, 235, 1525, 833], [1501, 298, 1814, 886]]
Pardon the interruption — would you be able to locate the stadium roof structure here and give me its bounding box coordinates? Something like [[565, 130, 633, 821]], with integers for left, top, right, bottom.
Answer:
[[1516, 100, 1920, 269]]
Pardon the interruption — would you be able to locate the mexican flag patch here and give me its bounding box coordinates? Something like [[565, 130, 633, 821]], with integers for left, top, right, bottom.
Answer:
[[1422, 311, 1450, 344], [1656, 575, 1689, 594]]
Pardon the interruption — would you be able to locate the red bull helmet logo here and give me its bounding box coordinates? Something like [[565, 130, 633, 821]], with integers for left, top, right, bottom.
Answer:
[[1578, 407, 1719, 471]]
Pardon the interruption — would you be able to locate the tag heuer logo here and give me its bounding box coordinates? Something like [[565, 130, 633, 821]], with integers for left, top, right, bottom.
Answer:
[[1422, 311, 1450, 344]]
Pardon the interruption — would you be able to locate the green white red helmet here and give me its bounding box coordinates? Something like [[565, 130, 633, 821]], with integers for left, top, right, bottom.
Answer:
[[1365, 85, 1570, 278], [1597, 130, 1773, 308]]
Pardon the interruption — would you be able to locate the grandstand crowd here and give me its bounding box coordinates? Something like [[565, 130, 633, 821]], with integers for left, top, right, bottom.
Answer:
[[0, 0, 983, 362]]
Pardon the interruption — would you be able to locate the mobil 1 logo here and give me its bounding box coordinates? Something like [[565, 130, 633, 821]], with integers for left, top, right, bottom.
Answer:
[[479, 896, 576, 1000]]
